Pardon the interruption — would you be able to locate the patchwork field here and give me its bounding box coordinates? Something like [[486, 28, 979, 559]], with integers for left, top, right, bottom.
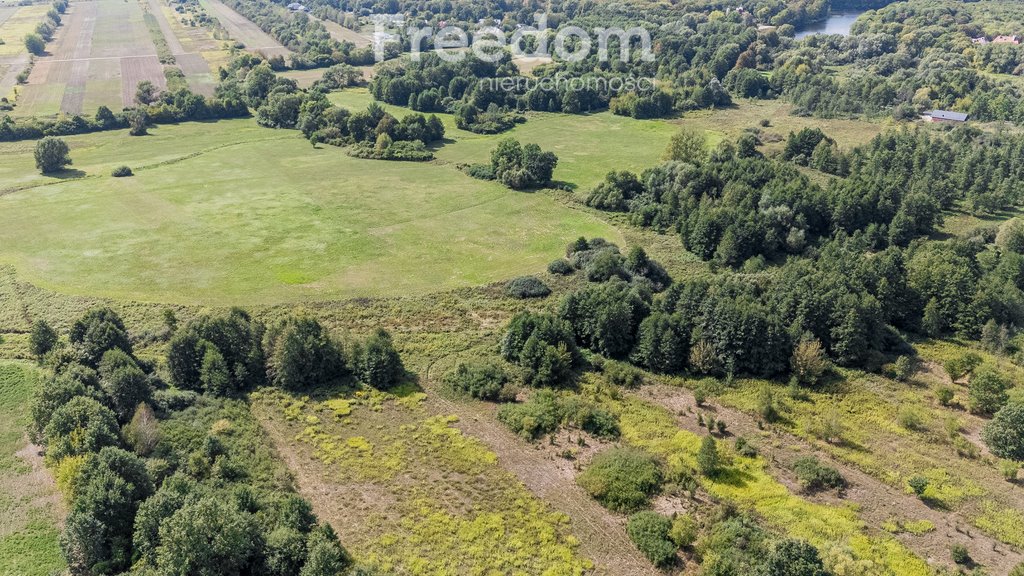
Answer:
[[13, 0, 235, 116], [0, 118, 620, 304]]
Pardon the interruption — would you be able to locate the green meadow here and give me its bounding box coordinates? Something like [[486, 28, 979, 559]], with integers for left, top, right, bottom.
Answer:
[[0, 362, 64, 576], [0, 119, 621, 305]]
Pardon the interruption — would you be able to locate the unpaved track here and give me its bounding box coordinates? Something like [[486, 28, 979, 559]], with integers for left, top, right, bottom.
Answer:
[[421, 361, 661, 576], [637, 384, 1024, 573]]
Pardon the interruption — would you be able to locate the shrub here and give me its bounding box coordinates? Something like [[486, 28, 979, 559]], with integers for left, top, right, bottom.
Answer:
[[506, 276, 551, 299], [897, 406, 926, 431], [578, 447, 661, 512], [626, 512, 676, 567], [892, 355, 915, 381], [791, 337, 827, 386], [936, 386, 954, 406], [462, 163, 495, 180], [669, 514, 698, 548], [950, 544, 970, 565], [603, 361, 643, 388], [547, 259, 574, 275], [907, 475, 929, 496], [734, 436, 758, 457], [497, 390, 619, 440], [792, 456, 844, 492], [111, 165, 133, 177], [998, 459, 1020, 482], [944, 353, 981, 381], [443, 360, 507, 401], [764, 539, 829, 576]]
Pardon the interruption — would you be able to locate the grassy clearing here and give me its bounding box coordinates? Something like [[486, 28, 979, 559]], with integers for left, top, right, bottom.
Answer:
[[0, 362, 64, 576], [253, 386, 595, 574], [584, 377, 931, 575], [0, 119, 620, 304]]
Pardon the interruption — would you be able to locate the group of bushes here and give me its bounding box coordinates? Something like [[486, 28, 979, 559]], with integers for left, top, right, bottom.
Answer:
[[496, 389, 619, 440], [465, 138, 558, 190]]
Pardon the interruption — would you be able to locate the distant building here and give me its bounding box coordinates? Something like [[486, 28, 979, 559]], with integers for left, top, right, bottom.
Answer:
[[922, 110, 969, 123], [971, 36, 989, 45], [993, 35, 1021, 44], [287, 2, 307, 11]]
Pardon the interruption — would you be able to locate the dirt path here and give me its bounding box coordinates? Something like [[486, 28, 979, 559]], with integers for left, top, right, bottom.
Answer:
[[636, 384, 1024, 573], [200, 0, 290, 57], [420, 361, 661, 576]]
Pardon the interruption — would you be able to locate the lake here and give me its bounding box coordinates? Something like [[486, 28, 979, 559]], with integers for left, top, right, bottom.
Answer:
[[795, 11, 865, 39]]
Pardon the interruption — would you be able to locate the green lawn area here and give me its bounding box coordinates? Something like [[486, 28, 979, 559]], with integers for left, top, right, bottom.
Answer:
[[0, 119, 621, 305], [0, 362, 64, 576]]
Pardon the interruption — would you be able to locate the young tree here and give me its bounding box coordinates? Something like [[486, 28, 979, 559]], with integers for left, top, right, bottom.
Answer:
[[29, 319, 58, 360], [762, 539, 830, 576], [697, 435, 720, 476], [663, 128, 707, 164], [355, 328, 403, 390], [968, 364, 1010, 415], [69, 307, 132, 367], [99, 348, 150, 423], [24, 33, 45, 55], [791, 337, 827, 387], [34, 136, 72, 173]]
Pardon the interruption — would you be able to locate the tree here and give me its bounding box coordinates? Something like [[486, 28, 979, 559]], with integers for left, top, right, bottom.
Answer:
[[791, 337, 827, 386], [760, 539, 830, 576], [922, 298, 943, 337], [99, 349, 150, 423], [663, 128, 707, 164], [124, 403, 160, 456], [265, 316, 346, 391], [24, 33, 45, 55], [355, 329, 403, 390], [155, 496, 261, 576], [697, 435, 720, 476], [135, 81, 159, 105], [43, 396, 120, 464], [968, 364, 1010, 415], [983, 402, 1024, 461], [34, 136, 71, 173], [626, 512, 676, 567], [300, 524, 352, 576], [70, 307, 132, 366], [489, 138, 558, 190], [29, 319, 58, 360]]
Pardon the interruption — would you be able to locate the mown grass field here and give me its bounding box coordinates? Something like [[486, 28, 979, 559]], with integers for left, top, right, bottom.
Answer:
[[0, 362, 64, 576], [0, 118, 621, 304]]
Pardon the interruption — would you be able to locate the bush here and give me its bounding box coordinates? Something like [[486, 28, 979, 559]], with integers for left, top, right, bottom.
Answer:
[[626, 512, 676, 567], [547, 259, 574, 275], [936, 386, 954, 406], [734, 436, 758, 457], [950, 544, 970, 565], [111, 165, 133, 177], [897, 406, 926, 431], [669, 514, 698, 548], [506, 276, 551, 299], [462, 163, 495, 180], [497, 390, 619, 440], [907, 475, 929, 496], [43, 396, 120, 463], [578, 447, 661, 512], [603, 361, 643, 389], [792, 456, 844, 492], [28, 319, 58, 360], [443, 360, 507, 401]]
